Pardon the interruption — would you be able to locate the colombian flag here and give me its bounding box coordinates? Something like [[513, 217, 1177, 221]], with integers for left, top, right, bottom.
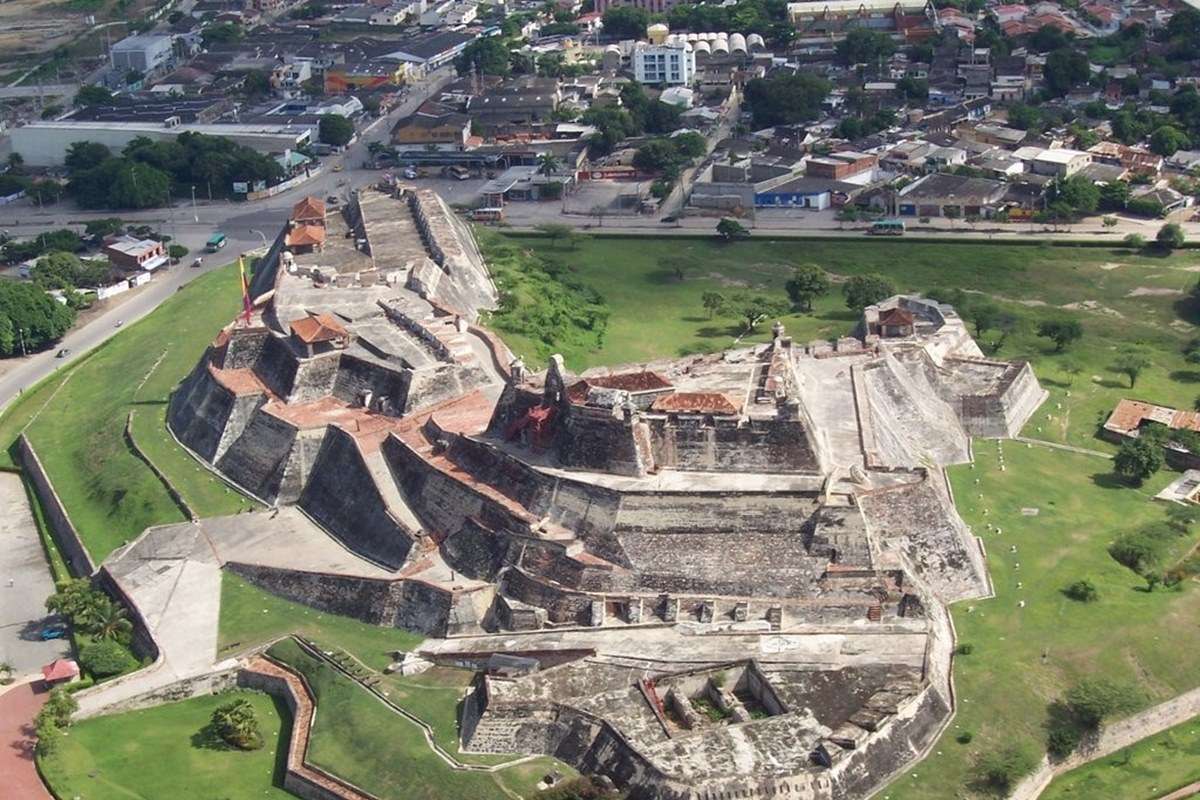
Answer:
[[239, 256, 253, 325]]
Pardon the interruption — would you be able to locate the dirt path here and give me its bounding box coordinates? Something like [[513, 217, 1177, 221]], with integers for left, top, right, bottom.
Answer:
[[0, 680, 54, 800]]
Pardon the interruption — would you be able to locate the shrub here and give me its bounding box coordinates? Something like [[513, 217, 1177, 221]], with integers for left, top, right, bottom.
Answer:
[[1065, 678, 1140, 728], [78, 639, 138, 678], [955, 642, 975, 655], [956, 730, 974, 744], [1046, 714, 1084, 757], [1113, 437, 1163, 485], [974, 741, 1038, 792], [212, 697, 264, 750], [1063, 579, 1099, 602]]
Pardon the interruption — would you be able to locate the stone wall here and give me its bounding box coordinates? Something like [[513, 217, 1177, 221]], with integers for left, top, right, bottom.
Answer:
[[16, 434, 96, 576], [299, 426, 415, 569], [331, 353, 411, 411], [75, 665, 239, 720], [225, 563, 473, 636], [168, 360, 239, 463], [646, 416, 821, 474], [216, 408, 300, 502], [558, 406, 644, 476], [290, 353, 342, 404], [254, 334, 301, 399]]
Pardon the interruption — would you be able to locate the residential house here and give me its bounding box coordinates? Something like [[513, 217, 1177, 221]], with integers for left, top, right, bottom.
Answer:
[[103, 235, 168, 272], [895, 172, 1007, 217]]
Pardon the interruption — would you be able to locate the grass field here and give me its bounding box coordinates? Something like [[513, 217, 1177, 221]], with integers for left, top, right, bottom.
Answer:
[[492, 234, 1200, 451], [217, 572, 424, 670], [1042, 714, 1200, 799], [39, 689, 293, 800], [884, 441, 1200, 799], [0, 264, 255, 564], [267, 638, 567, 800]]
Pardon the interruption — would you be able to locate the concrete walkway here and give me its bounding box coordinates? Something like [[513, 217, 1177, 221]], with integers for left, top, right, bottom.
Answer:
[[0, 473, 69, 677], [0, 679, 54, 800], [1015, 436, 1113, 459]]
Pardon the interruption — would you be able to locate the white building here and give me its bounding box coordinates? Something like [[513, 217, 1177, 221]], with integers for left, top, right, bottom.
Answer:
[[111, 34, 174, 75], [632, 42, 695, 86], [1031, 148, 1092, 177]]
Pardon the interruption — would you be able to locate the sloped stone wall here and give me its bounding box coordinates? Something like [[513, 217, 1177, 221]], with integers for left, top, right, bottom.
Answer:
[[216, 409, 299, 502], [646, 417, 821, 474], [299, 427, 415, 569], [331, 354, 410, 411], [168, 361, 238, 462]]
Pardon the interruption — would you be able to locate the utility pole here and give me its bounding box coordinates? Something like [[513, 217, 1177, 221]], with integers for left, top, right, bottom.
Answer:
[[191, 184, 198, 222]]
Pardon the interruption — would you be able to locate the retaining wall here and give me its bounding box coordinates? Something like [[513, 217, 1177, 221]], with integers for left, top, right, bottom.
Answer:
[[16, 434, 95, 576]]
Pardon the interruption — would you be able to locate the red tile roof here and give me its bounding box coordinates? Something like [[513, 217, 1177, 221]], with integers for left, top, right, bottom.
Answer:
[[1105, 398, 1200, 436], [651, 391, 742, 416], [878, 307, 915, 326], [567, 371, 673, 403], [286, 224, 326, 247], [289, 313, 349, 345], [41, 659, 79, 682], [290, 196, 326, 222]]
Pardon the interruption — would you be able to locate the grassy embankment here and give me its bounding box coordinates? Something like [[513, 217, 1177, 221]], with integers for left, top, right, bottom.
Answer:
[[267, 637, 569, 800], [38, 689, 293, 800], [0, 264, 257, 564]]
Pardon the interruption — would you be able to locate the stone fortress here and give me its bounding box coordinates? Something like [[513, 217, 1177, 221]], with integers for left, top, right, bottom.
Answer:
[[158, 183, 1047, 800]]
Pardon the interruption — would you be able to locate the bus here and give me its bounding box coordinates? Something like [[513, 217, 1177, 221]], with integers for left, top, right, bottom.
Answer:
[[470, 207, 504, 222], [206, 232, 228, 252], [868, 219, 905, 236]]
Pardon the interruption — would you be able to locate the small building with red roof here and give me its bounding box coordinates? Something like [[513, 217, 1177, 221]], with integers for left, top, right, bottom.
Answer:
[[41, 658, 80, 686], [289, 312, 351, 356]]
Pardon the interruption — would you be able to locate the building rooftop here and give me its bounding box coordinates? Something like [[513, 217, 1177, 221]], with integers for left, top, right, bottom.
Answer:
[[290, 312, 349, 344]]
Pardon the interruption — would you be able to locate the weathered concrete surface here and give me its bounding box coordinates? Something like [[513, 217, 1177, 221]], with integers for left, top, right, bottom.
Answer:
[[0, 473, 70, 676]]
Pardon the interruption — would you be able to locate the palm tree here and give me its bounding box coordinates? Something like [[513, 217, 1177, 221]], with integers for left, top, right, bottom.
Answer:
[[212, 699, 261, 749], [538, 153, 561, 175], [87, 597, 133, 643]]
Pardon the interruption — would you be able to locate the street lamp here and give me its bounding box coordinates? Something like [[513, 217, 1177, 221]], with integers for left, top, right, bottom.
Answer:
[[249, 229, 268, 250]]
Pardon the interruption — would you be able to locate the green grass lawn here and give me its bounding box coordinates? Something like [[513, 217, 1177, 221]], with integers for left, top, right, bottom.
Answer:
[[0, 264, 255, 564], [266, 638, 568, 800], [217, 572, 424, 671], [1042, 714, 1200, 800], [39, 689, 292, 800], [492, 234, 1200, 451], [883, 441, 1200, 799]]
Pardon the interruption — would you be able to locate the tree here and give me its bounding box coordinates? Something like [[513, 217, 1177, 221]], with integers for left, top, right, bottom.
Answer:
[[601, 5, 649, 38], [967, 301, 1002, 338], [168, 244, 189, 261], [743, 73, 831, 128], [107, 161, 170, 209], [88, 596, 133, 643], [716, 218, 749, 242], [74, 84, 113, 107], [1156, 222, 1185, 250], [1051, 175, 1100, 216], [1006, 103, 1041, 131], [78, 639, 137, 678], [1037, 318, 1083, 351], [1113, 437, 1164, 485], [1065, 679, 1139, 728], [200, 21, 243, 46], [1112, 347, 1151, 388], [535, 223, 573, 247], [974, 741, 1038, 792], [702, 291, 725, 319], [84, 217, 123, 239], [537, 152, 561, 174], [724, 291, 788, 333], [456, 37, 512, 76], [64, 141, 113, 174], [212, 698, 264, 750], [0, 282, 74, 356], [633, 139, 681, 173], [318, 114, 354, 147], [837, 27, 896, 64], [1063, 579, 1098, 602], [785, 264, 830, 312], [1123, 232, 1145, 250], [1150, 125, 1190, 157], [45, 578, 106, 624], [842, 274, 897, 311], [1044, 47, 1090, 96]]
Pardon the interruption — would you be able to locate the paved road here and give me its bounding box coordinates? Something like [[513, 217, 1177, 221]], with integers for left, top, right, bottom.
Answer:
[[0, 680, 53, 800], [0, 473, 69, 677]]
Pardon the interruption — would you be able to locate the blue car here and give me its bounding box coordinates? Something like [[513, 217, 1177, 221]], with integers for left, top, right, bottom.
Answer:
[[40, 625, 68, 641]]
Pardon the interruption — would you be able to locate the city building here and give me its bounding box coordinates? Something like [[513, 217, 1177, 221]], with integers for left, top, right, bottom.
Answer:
[[632, 42, 695, 86], [111, 34, 175, 74], [103, 235, 169, 273]]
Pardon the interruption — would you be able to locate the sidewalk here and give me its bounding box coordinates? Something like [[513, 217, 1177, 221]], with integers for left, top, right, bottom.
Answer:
[[0, 678, 54, 800]]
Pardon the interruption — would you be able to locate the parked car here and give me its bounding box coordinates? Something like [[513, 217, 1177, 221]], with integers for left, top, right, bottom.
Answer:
[[40, 624, 68, 641], [114, 320, 124, 328]]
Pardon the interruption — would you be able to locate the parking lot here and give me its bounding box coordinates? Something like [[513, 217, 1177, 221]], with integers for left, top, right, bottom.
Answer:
[[0, 473, 69, 677]]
